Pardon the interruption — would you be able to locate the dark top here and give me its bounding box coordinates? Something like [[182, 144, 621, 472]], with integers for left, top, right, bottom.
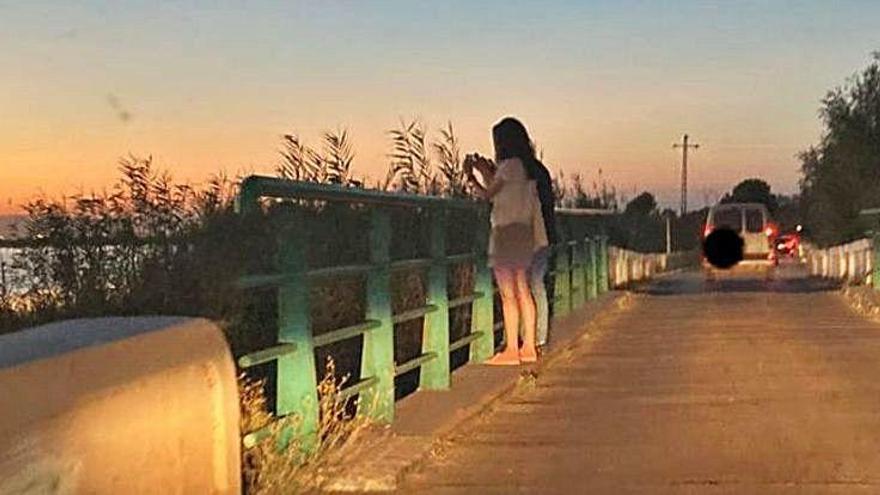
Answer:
[[526, 159, 558, 245]]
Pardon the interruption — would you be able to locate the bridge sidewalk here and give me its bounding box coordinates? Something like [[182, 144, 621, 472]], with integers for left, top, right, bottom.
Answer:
[[325, 291, 629, 492]]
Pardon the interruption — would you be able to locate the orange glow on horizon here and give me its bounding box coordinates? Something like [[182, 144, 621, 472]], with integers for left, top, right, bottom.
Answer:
[[0, 115, 808, 216]]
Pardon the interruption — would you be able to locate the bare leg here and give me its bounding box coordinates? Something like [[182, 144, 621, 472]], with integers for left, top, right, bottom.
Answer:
[[529, 249, 550, 347], [514, 268, 538, 362], [486, 267, 521, 365]]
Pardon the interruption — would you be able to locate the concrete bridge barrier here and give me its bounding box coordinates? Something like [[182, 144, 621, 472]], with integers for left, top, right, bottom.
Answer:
[[807, 238, 874, 286], [609, 248, 678, 288], [0, 317, 241, 494]]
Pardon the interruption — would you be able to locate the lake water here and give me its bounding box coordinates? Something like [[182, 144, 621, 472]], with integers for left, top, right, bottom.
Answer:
[[0, 247, 25, 294], [0, 245, 158, 296]]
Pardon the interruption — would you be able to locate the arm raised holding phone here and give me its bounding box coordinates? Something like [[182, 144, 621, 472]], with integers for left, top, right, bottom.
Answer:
[[464, 153, 500, 199]]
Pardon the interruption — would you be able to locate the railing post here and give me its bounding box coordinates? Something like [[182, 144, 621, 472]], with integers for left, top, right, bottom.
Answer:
[[821, 251, 828, 277], [235, 176, 261, 215], [587, 237, 599, 300], [598, 236, 609, 293], [826, 249, 831, 278], [833, 249, 838, 278], [623, 250, 636, 284], [553, 242, 571, 317], [571, 240, 586, 309], [0, 261, 7, 300], [874, 233, 880, 290], [828, 247, 838, 279], [471, 209, 495, 362], [606, 247, 615, 289], [850, 249, 858, 281], [360, 208, 395, 422], [846, 248, 853, 281], [276, 218, 319, 450], [421, 208, 450, 390]]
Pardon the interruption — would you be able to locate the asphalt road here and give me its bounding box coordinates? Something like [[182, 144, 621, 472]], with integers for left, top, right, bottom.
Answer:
[[396, 264, 880, 494]]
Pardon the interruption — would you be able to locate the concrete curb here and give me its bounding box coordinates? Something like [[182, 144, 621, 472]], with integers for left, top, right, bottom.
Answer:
[[323, 291, 630, 493], [840, 284, 880, 320]]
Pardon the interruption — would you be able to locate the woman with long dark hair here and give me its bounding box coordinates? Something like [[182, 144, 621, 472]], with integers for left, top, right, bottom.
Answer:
[[466, 117, 548, 365]]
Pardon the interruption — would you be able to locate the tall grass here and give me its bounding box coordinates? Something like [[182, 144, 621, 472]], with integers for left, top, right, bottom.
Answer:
[[276, 129, 362, 187], [241, 359, 373, 494], [387, 119, 437, 194], [1, 155, 245, 335], [433, 121, 470, 198]]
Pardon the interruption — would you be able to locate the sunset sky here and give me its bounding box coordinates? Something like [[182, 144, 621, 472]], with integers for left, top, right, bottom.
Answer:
[[2, 1, 879, 214]]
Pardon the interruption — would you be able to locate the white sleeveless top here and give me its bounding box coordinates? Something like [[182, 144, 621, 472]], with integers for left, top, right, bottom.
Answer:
[[490, 158, 549, 249]]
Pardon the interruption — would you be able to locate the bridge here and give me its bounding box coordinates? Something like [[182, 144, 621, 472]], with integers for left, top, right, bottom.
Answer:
[[2, 177, 879, 494], [232, 179, 880, 493]]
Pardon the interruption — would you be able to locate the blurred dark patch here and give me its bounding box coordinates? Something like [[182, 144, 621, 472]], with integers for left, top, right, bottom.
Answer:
[[703, 228, 743, 269], [54, 29, 78, 40], [107, 94, 132, 123]]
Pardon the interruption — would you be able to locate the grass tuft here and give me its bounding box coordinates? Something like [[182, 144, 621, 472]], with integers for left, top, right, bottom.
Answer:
[[240, 358, 373, 494]]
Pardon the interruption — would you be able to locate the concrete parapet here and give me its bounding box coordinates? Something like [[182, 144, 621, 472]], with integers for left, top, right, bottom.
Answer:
[[0, 317, 240, 494]]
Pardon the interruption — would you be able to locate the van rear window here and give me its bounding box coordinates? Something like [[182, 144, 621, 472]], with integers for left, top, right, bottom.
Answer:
[[712, 209, 741, 230], [745, 209, 764, 233]]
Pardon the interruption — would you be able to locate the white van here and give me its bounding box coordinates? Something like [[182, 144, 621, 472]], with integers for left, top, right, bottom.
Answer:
[[704, 202, 776, 267]]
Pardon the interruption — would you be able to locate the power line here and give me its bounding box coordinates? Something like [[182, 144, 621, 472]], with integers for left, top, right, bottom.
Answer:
[[673, 134, 700, 216]]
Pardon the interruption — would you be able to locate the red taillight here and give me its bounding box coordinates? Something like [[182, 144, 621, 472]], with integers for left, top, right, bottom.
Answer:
[[703, 224, 713, 237], [764, 225, 776, 237]]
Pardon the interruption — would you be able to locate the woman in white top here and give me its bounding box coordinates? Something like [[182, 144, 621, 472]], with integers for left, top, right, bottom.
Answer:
[[466, 118, 548, 365]]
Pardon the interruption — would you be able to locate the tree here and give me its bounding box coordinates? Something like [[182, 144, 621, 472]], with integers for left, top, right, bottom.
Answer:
[[722, 178, 778, 211], [615, 191, 659, 251], [624, 192, 657, 216], [773, 194, 802, 233], [799, 52, 880, 246], [660, 208, 677, 218], [561, 172, 619, 210]]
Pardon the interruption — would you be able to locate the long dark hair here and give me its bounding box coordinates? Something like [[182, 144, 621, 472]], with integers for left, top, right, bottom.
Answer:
[[492, 117, 540, 179]]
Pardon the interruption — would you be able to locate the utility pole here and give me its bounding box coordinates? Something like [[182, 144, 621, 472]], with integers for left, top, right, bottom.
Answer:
[[673, 134, 699, 216]]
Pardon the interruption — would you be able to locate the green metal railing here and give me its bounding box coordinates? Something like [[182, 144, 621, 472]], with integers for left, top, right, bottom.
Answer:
[[234, 176, 612, 450]]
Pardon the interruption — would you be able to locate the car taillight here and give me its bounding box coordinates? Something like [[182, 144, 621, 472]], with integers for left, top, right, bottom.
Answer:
[[703, 225, 713, 237], [765, 225, 776, 237]]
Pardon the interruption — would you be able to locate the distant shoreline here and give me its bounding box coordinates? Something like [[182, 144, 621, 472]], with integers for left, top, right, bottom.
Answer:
[[0, 215, 24, 240]]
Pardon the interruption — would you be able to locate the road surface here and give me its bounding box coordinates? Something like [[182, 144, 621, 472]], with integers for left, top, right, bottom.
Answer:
[[397, 265, 880, 494]]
